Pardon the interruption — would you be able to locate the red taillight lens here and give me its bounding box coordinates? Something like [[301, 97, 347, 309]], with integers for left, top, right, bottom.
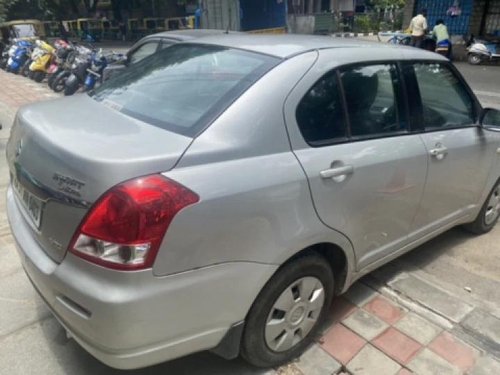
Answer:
[[69, 175, 199, 270]]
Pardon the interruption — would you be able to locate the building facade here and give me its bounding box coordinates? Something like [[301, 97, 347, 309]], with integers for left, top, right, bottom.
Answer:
[[403, 0, 500, 36]]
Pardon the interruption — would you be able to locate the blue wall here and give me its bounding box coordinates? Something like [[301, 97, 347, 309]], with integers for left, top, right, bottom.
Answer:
[[240, 0, 287, 31], [415, 0, 473, 35]]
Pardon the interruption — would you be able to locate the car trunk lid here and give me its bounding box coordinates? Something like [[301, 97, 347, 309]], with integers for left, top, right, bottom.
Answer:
[[6, 95, 192, 263]]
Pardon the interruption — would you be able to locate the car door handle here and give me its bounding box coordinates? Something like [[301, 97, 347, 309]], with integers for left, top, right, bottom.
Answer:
[[320, 165, 354, 179], [429, 146, 448, 157]]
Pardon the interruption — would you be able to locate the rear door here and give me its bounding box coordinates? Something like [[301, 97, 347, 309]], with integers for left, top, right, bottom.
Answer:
[[407, 62, 499, 235], [285, 55, 428, 270]]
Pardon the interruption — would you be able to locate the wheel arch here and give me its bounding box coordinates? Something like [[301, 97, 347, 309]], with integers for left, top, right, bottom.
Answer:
[[211, 240, 354, 360], [285, 242, 351, 296]]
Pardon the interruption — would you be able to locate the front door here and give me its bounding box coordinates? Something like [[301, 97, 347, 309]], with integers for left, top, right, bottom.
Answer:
[[286, 61, 428, 269], [408, 62, 499, 235]]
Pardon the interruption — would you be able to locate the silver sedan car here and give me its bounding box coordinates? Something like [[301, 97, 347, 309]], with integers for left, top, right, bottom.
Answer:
[[6, 34, 500, 369]]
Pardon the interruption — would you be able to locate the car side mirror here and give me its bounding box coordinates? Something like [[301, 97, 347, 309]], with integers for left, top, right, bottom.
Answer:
[[481, 108, 500, 129]]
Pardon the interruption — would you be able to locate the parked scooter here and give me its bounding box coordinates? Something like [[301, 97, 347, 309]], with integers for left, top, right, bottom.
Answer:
[[466, 34, 500, 65], [5, 39, 33, 73], [20, 39, 42, 77], [26, 40, 55, 82], [435, 40, 452, 58], [46, 39, 74, 88], [64, 49, 122, 96]]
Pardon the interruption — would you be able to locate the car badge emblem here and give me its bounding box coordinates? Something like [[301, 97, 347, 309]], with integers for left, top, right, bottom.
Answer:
[[52, 173, 85, 197]]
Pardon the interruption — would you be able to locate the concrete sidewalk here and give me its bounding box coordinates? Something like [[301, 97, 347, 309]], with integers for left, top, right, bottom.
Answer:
[[1, 68, 500, 375]]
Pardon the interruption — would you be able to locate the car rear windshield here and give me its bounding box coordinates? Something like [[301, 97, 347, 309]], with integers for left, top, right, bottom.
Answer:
[[90, 44, 279, 137]]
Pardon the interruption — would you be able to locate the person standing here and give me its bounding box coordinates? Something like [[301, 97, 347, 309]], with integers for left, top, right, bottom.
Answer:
[[409, 9, 428, 48], [433, 19, 452, 58]]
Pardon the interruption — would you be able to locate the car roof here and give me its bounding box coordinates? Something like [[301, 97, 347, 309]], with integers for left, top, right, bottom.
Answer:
[[182, 33, 446, 61], [141, 29, 240, 42]]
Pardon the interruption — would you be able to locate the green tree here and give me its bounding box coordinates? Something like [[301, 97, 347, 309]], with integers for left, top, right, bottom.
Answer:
[[0, 0, 19, 22], [2, 0, 101, 21], [365, 0, 406, 10]]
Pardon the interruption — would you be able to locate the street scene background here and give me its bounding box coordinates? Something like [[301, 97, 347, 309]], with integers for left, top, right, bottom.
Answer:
[[1, 0, 500, 374]]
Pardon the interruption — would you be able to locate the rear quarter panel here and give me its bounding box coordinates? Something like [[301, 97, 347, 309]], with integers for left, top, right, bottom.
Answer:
[[152, 51, 355, 277]]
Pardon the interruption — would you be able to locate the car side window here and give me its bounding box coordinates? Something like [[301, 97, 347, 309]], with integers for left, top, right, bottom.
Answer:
[[413, 63, 475, 129], [129, 41, 159, 65], [340, 64, 405, 138], [296, 71, 346, 145]]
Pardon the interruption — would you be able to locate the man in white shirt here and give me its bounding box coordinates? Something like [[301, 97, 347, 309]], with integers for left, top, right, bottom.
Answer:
[[409, 9, 428, 48]]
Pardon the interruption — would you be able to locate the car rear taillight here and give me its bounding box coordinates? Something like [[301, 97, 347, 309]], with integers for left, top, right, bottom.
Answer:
[[69, 175, 199, 270]]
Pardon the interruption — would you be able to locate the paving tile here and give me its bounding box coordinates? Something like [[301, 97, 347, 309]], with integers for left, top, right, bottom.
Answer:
[[468, 356, 500, 375], [407, 348, 461, 375], [372, 327, 422, 365], [363, 295, 406, 325], [388, 274, 473, 323], [346, 344, 401, 375], [342, 308, 389, 341], [394, 312, 442, 345], [329, 297, 358, 324], [344, 282, 378, 307], [295, 344, 342, 375], [0, 270, 51, 337], [397, 369, 413, 375], [320, 323, 366, 364], [461, 309, 500, 352], [428, 331, 479, 372], [276, 364, 303, 375], [0, 317, 275, 375]]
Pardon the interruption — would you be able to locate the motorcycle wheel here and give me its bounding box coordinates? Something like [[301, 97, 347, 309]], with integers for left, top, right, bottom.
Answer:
[[20, 60, 31, 77], [33, 71, 45, 83], [52, 71, 70, 93], [468, 53, 482, 65], [28, 70, 35, 79], [47, 71, 59, 89], [64, 79, 80, 96]]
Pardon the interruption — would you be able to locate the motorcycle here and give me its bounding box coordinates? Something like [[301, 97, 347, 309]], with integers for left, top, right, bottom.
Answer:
[[25, 40, 56, 82], [64, 49, 120, 96], [435, 39, 452, 58], [47, 40, 74, 88], [5, 40, 33, 74], [466, 35, 500, 65], [50, 44, 92, 93]]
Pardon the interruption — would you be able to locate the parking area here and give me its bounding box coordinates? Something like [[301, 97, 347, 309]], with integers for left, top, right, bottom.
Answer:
[[0, 57, 499, 375]]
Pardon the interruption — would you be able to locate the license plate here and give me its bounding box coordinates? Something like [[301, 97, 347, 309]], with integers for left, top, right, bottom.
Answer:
[[12, 176, 44, 228]]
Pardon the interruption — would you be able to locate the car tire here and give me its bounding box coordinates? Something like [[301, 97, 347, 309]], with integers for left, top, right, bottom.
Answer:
[[241, 253, 334, 368], [468, 53, 483, 65], [463, 179, 500, 234]]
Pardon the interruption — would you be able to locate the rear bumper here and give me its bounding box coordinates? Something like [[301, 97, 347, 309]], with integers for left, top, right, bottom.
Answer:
[[7, 186, 277, 369]]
